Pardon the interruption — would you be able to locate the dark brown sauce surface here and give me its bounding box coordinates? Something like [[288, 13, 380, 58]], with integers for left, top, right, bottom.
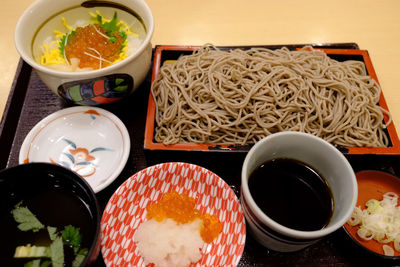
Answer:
[[248, 158, 334, 231], [0, 188, 94, 266]]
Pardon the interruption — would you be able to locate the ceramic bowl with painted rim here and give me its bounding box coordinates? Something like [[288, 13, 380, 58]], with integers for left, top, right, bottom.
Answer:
[[15, 0, 154, 106], [19, 106, 130, 193]]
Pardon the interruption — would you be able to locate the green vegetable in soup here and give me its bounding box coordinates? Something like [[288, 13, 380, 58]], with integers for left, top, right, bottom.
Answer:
[[72, 248, 88, 267], [47, 226, 58, 241], [62, 225, 82, 253], [14, 245, 50, 258], [12, 202, 44, 232], [49, 237, 64, 267], [23, 259, 42, 267], [11, 203, 88, 267], [23, 259, 52, 267]]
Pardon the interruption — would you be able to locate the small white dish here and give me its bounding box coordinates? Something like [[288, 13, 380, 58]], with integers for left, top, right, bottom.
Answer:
[[19, 106, 130, 193]]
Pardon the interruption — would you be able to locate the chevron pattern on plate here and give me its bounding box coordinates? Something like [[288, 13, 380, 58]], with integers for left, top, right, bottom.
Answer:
[[101, 162, 246, 266]]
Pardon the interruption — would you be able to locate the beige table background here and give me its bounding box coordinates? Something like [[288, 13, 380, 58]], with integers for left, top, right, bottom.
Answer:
[[2, 0, 400, 133]]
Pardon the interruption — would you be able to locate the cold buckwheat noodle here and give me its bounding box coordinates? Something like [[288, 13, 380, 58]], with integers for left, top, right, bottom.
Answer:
[[151, 45, 391, 147]]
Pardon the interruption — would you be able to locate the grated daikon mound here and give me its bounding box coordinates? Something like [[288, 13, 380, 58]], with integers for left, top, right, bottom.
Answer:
[[134, 218, 205, 267]]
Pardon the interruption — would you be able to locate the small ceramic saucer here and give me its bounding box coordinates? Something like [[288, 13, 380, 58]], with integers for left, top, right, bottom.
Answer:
[[19, 106, 130, 193]]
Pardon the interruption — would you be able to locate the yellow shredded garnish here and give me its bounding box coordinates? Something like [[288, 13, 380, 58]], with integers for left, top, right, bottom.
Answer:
[[53, 30, 65, 39], [61, 17, 73, 30], [40, 41, 65, 65], [118, 21, 139, 37]]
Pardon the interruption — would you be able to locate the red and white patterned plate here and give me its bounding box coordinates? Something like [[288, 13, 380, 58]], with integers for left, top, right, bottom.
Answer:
[[100, 162, 246, 266]]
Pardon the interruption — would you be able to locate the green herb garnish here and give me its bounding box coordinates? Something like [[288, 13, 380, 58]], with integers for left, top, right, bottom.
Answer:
[[11, 204, 88, 267], [62, 225, 82, 254], [50, 237, 64, 267], [119, 31, 127, 52], [119, 31, 127, 42], [24, 259, 51, 267], [108, 35, 117, 43], [12, 203, 44, 232], [58, 30, 75, 57], [58, 34, 67, 56], [98, 11, 119, 34], [97, 11, 127, 44], [47, 226, 58, 241], [23, 259, 41, 267]]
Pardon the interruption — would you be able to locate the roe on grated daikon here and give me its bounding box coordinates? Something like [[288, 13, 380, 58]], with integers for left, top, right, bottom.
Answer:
[[134, 218, 205, 267]]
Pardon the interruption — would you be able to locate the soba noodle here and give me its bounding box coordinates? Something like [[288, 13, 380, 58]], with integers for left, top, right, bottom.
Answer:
[[151, 45, 391, 147]]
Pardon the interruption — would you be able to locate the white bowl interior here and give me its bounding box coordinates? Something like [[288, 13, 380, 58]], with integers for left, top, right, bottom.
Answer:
[[15, 0, 154, 78]]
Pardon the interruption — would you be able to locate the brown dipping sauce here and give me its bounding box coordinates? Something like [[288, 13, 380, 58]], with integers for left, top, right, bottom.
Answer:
[[248, 158, 334, 231]]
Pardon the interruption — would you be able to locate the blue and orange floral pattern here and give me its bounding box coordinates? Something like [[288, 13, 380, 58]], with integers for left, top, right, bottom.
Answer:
[[50, 138, 113, 178]]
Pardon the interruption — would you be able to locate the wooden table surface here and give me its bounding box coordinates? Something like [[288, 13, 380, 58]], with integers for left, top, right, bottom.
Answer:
[[3, 0, 400, 132], [2, 0, 400, 127]]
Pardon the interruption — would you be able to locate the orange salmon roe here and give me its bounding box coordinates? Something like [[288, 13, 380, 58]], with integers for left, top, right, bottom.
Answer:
[[146, 191, 223, 243], [64, 24, 123, 69], [201, 213, 223, 243]]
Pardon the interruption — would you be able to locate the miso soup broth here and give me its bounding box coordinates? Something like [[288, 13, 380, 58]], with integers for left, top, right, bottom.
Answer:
[[0, 188, 95, 266], [31, 5, 146, 71]]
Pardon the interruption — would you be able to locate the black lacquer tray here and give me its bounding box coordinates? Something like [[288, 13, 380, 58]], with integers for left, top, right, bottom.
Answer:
[[1, 43, 400, 266]]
